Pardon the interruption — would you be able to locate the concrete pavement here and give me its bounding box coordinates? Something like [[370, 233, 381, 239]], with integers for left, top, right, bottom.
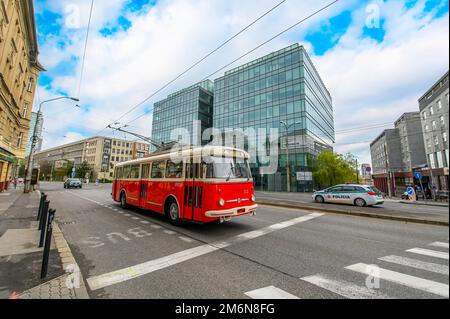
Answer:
[[36, 182, 449, 299]]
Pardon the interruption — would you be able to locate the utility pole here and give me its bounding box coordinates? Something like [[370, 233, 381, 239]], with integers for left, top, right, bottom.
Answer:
[[356, 158, 360, 184]]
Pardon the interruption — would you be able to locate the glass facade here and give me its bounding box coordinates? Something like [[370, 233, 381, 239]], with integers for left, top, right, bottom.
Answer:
[[151, 80, 214, 149], [213, 44, 334, 192]]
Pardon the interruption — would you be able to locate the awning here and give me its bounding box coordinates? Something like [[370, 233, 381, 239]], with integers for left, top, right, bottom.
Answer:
[[0, 147, 16, 163]]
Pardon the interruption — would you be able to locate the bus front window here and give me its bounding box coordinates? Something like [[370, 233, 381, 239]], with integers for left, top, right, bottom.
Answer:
[[204, 157, 252, 180]]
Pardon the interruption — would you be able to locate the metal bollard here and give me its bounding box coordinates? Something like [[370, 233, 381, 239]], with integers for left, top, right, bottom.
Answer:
[[41, 208, 56, 279], [36, 193, 46, 221], [38, 200, 50, 247]]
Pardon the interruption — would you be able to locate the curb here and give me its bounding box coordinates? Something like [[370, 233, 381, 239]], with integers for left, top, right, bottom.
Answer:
[[52, 222, 90, 299], [398, 200, 449, 207], [256, 200, 449, 227]]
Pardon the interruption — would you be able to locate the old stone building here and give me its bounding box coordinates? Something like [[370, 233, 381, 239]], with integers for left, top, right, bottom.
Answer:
[[0, 0, 44, 191]]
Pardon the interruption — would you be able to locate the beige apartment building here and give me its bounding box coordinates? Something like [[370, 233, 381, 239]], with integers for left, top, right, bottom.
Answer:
[[0, 0, 43, 191], [33, 136, 149, 181]]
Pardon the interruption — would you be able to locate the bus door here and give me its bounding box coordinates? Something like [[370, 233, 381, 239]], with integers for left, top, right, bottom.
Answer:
[[139, 163, 150, 208], [183, 157, 203, 221]]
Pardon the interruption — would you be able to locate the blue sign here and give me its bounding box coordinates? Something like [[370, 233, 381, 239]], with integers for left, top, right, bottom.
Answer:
[[406, 186, 415, 196], [414, 172, 422, 180]]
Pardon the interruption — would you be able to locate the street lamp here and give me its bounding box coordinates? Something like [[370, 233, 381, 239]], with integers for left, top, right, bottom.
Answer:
[[280, 121, 302, 193], [24, 96, 79, 193]]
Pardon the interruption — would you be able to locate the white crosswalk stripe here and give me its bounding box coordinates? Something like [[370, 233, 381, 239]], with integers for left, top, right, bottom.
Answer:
[[429, 242, 449, 249], [346, 263, 449, 298], [244, 286, 299, 299], [301, 274, 391, 299], [406, 248, 449, 260], [378, 255, 449, 275]]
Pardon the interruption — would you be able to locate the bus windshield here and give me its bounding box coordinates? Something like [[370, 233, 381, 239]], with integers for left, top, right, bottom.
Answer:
[[204, 157, 252, 180]]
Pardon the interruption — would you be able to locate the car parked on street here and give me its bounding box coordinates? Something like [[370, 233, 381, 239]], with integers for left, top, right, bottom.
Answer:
[[312, 184, 384, 207], [64, 178, 82, 189]]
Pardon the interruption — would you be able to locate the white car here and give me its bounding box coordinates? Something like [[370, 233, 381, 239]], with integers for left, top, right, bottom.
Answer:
[[312, 184, 384, 207]]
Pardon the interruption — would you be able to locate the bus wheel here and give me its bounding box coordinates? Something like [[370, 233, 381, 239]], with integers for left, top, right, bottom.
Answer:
[[120, 192, 128, 209], [167, 201, 181, 225]]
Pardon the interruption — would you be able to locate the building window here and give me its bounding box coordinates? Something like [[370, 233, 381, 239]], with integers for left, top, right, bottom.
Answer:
[[437, 99, 442, 109], [443, 132, 448, 143], [17, 132, 23, 147], [436, 151, 444, 168], [432, 120, 437, 129], [27, 77, 33, 92], [429, 106, 434, 115], [429, 154, 436, 169], [422, 111, 427, 120], [440, 116, 445, 126], [434, 135, 439, 145], [425, 124, 429, 131], [22, 103, 28, 117]]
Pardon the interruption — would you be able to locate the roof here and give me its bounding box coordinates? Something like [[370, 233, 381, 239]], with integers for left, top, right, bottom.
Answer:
[[115, 146, 250, 167]]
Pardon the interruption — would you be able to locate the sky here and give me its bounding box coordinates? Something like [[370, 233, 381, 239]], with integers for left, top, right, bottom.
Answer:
[[33, 0, 449, 165]]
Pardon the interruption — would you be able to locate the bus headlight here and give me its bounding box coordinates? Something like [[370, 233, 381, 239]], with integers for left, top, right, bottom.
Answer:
[[218, 198, 225, 206], [251, 194, 256, 202]]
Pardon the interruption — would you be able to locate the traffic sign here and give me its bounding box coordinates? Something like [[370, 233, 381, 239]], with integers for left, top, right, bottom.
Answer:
[[414, 172, 422, 180], [406, 186, 415, 196]]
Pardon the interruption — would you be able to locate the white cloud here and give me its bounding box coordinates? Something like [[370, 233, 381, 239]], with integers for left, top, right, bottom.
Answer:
[[35, 0, 449, 170]]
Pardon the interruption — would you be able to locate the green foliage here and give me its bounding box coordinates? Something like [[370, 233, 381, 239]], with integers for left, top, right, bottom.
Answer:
[[75, 161, 91, 179], [312, 150, 358, 189]]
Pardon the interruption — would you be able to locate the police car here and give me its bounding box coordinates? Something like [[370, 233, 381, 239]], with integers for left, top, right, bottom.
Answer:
[[312, 184, 384, 207]]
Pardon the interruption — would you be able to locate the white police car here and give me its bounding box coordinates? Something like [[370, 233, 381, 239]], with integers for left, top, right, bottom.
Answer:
[[312, 184, 384, 207]]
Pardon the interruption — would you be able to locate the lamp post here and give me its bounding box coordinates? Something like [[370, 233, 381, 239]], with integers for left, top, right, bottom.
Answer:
[[280, 121, 303, 193], [24, 96, 79, 193]]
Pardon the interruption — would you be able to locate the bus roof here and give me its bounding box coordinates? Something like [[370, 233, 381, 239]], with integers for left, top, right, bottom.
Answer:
[[115, 146, 250, 168]]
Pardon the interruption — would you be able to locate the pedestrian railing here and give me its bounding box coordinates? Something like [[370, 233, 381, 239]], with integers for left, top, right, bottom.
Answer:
[[36, 192, 56, 279]]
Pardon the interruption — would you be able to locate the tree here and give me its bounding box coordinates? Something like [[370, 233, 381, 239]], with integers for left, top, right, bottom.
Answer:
[[312, 150, 358, 189], [75, 161, 91, 179]]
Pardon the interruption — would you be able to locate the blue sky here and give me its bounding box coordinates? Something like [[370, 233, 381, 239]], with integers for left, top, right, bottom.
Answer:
[[33, 0, 449, 164]]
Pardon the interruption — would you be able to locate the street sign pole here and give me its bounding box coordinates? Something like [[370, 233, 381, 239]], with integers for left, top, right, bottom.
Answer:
[[415, 172, 427, 204]]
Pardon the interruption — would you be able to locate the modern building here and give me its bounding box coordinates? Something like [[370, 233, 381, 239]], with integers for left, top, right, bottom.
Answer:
[[33, 137, 149, 181], [370, 112, 428, 196], [213, 44, 334, 192], [0, 0, 44, 191], [151, 80, 214, 149], [25, 111, 43, 156], [418, 71, 449, 192]]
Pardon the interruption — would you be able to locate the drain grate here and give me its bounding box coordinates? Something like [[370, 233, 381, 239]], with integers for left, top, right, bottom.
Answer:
[[59, 221, 76, 225]]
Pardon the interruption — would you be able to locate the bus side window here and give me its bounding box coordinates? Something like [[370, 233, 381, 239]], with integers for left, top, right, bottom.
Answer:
[[123, 166, 131, 179], [130, 165, 139, 179], [151, 161, 165, 179], [166, 160, 183, 179]]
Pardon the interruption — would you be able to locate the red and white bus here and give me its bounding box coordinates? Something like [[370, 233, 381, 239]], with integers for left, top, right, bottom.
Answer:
[[112, 146, 257, 224]]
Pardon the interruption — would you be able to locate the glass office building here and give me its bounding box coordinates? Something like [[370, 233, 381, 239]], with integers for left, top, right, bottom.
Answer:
[[213, 44, 334, 192], [151, 80, 214, 149]]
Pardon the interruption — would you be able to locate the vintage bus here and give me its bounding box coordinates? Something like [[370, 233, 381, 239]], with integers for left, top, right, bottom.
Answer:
[[112, 146, 257, 224]]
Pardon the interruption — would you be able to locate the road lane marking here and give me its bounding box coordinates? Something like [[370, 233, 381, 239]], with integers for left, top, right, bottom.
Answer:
[[131, 217, 140, 220], [244, 286, 299, 299], [406, 248, 449, 260], [178, 236, 194, 243], [140, 221, 150, 224], [124, 214, 132, 217], [378, 255, 449, 275], [150, 225, 162, 229], [429, 242, 449, 249], [163, 230, 176, 235], [301, 274, 391, 299], [345, 263, 449, 298], [86, 212, 324, 291]]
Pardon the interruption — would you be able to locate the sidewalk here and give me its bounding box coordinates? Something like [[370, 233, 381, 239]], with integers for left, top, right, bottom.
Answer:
[[0, 189, 89, 299]]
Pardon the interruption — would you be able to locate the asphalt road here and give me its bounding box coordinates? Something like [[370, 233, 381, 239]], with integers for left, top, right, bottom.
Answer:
[[256, 191, 449, 219], [39, 182, 449, 299]]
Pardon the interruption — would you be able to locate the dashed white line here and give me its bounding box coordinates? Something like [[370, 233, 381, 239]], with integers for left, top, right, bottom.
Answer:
[[178, 236, 194, 243], [429, 242, 449, 249], [406, 248, 449, 260], [346, 263, 449, 298], [140, 221, 150, 224], [150, 225, 162, 229], [378, 255, 449, 275], [301, 274, 391, 299], [163, 230, 176, 235], [131, 217, 140, 220], [244, 286, 299, 299]]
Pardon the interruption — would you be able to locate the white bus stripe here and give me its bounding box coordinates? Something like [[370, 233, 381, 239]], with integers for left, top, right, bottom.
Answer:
[[301, 274, 392, 299], [429, 242, 449, 249], [244, 286, 299, 299], [378, 255, 449, 275], [407, 248, 449, 260], [346, 263, 449, 298], [86, 212, 323, 291]]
